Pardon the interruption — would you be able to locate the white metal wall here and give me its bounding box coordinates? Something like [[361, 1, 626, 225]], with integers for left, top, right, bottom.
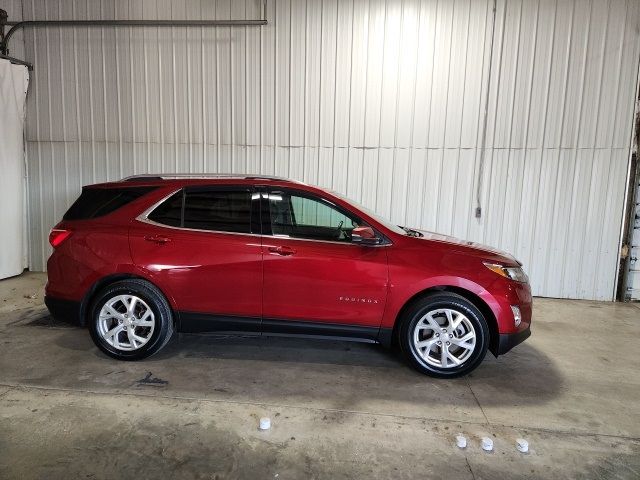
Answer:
[[14, 0, 640, 300]]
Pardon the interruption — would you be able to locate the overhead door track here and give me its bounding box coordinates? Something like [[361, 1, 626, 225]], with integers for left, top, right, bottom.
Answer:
[[0, 0, 268, 62]]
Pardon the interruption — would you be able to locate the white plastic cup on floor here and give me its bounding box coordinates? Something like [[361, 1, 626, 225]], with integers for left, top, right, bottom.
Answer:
[[259, 417, 271, 430], [481, 437, 494, 451], [516, 439, 529, 453], [455, 435, 467, 449]]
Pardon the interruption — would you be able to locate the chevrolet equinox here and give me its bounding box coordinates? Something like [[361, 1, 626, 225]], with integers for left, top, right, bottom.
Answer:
[[45, 174, 532, 378]]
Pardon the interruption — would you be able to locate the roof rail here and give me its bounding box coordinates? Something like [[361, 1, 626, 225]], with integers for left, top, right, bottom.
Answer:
[[122, 173, 295, 182]]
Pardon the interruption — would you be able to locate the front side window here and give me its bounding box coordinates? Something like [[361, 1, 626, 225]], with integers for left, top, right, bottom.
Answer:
[[148, 188, 252, 234], [269, 191, 361, 242]]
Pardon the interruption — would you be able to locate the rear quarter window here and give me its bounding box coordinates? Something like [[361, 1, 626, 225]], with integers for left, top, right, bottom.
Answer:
[[63, 186, 157, 220]]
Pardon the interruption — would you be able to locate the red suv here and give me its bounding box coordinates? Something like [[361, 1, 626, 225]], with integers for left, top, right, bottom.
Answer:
[[45, 174, 531, 377]]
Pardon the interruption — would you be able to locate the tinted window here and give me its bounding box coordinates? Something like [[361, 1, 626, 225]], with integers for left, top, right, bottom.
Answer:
[[147, 191, 183, 227], [269, 191, 361, 242], [63, 186, 156, 220], [183, 190, 252, 233]]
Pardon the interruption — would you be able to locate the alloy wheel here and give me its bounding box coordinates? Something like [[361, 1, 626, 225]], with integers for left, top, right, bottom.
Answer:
[[412, 308, 477, 368], [97, 294, 155, 351]]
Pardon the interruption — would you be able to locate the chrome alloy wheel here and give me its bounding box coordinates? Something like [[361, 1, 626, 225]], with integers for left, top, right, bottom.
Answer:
[[97, 295, 155, 351], [412, 308, 477, 368]]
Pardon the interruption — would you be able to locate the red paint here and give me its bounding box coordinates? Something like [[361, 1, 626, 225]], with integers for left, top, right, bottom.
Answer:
[[46, 177, 532, 339]]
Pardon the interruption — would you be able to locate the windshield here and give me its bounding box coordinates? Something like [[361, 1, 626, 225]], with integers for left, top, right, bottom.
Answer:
[[330, 191, 407, 236]]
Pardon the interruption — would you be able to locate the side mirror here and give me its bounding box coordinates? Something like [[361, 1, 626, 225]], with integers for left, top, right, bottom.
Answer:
[[351, 226, 381, 246]]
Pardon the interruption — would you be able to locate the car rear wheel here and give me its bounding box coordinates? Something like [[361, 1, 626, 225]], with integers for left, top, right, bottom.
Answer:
[[88, 279, 174, 360], [398, 293, 489, 378]]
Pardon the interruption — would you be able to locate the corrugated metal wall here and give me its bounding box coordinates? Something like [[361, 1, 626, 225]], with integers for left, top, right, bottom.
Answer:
[[15, 0, 640, 300]]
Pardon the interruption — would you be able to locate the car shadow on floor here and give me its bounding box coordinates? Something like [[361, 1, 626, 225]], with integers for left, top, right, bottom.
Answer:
[[152, 332, 563, 404], [17, 310, 564, 406]]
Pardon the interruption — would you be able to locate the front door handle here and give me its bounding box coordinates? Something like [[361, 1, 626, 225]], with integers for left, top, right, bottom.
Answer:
[[144, 235, 171, 245], [268, 245, 296, 256]]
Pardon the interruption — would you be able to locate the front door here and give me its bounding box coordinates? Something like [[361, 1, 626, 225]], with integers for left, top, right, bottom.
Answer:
[[261, 188, 389, 339], [129, 186, 263, 333]]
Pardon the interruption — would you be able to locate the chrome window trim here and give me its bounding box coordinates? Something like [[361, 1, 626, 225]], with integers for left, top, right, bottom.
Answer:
[[136, 187, 392, 246], [268, 234, 390, 248], [136, 187, 261, 238]]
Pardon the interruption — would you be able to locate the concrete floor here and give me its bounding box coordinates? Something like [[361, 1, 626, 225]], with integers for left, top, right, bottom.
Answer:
[[0, 273, 639, 479]]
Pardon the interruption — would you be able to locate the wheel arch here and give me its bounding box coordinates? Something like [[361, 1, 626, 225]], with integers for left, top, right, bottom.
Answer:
[[389, 285, 500, 356], [79, 273, 178, 327]]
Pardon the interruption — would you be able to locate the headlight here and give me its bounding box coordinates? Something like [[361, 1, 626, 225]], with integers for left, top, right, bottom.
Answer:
[[483, 263, 529, 283]]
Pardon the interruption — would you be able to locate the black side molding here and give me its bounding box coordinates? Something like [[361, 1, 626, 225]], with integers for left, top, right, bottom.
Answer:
[[178, 312, 383, 344], [262, 318, 379, 343]]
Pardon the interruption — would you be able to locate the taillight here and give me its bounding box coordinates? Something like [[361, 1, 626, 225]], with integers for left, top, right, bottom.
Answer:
[[49, 229, 72, 248]]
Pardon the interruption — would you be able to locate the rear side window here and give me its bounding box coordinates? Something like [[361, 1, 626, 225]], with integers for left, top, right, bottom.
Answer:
[[184, 190, 251, 233], [147, 191, 183, 227], [63, 186, 156, 220], [148, 188, 252, 234]]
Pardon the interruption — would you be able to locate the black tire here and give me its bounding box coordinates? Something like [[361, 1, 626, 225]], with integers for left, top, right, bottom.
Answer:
[[398, 293, 489, 378], [88, 279, 174, 360]]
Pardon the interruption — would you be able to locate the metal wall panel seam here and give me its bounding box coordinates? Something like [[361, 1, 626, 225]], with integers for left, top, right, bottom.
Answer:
[[172, 7, 179, 172], [500, 0, 524, 249], [405, 0, 423, 225], [116, 2, 125, 179], [315, 0, 323, 183], [514, 0, 540, 266], [541, 0, 574, 295], [595, 0, 628, 298], [578, 0, 610, 297], [287, 0, 292, 178], [143, 2, 151, 172], [99, 0, 109, 178], [561, 0, 593, 297], [71, 1, 81, 188], [330, 0, 341, 188], [449, 0, 472, 237], [357, 0, 374, 204], [26, 0, 43, 268], [389, 0, 408, 223], [419, 0, 440, 230], [259, 0, 264, 172], [374, 0, 390, 212], [186, 6, 193, 172], [43, 3, 56, 222], [522, 0, 555, 283], [433, 0, 455, 233]]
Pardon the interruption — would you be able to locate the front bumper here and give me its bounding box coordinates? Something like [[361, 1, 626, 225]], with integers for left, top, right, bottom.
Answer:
[[44, 295, 83, 326], [496, 326, 531, 355]]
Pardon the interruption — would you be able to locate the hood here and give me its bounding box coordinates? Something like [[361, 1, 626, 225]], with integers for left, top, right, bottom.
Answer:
[[413, 229, 521, 266]]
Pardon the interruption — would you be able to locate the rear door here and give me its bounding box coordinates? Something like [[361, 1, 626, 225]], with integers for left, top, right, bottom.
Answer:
[[261, 188, 389, 338], [129, 185, 263, 333]]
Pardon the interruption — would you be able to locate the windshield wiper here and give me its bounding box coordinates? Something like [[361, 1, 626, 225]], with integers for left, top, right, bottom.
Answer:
[[400, 226, 423, 237]]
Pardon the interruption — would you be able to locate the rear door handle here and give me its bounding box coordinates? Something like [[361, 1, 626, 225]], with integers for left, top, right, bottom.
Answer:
[[268, 245, 296, 256], [144, 235, 171, 245]]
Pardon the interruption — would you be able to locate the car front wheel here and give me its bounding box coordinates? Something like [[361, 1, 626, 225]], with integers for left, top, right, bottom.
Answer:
[[398, 293, 489, 378], [88, 279, 174, 360]]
